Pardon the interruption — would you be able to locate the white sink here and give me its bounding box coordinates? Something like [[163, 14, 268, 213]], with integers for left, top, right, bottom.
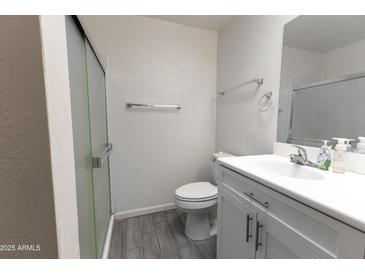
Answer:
[[253, 160, 324, 180]]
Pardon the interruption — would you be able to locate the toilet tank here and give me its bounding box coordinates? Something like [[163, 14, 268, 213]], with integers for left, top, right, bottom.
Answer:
[[212, 151, 236, 184]]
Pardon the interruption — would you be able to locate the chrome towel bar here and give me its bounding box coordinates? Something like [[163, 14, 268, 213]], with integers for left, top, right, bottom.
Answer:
[[126, 103, 182, 110], [218, 78, 263, 95]]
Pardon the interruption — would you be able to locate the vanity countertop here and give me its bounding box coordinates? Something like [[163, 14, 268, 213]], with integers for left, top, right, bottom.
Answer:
[[218, 154, 365, 233]]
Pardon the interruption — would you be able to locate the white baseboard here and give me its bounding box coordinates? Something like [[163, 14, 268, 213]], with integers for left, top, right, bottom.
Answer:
[[101, 214, 115, 259], [101, 203, 176, 258], [114, 203, 176, 220]]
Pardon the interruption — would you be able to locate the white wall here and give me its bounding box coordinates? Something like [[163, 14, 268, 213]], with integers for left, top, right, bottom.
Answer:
[[277, 46, 321, 142], [40, 16, 80, 258], [281, 38, 365, 86], [320, 38, 365, 80], [281, 46, 322, 89], [80, 16, 217, 214], [216, 16, 296, 156]]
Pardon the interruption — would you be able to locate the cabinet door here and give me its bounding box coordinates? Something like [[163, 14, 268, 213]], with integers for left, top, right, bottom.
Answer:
[[218, 189, 257, 258], [255, 213, 321, 259]]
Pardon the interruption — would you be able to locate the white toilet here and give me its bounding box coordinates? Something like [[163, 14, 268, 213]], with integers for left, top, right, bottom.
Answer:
[[175, 152, 234, 240]]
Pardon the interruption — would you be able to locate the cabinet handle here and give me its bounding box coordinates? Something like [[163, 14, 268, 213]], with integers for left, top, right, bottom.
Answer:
[[255, 221, 263, 251], [245, 214, 253, 242], [243, 192, 269, 208]]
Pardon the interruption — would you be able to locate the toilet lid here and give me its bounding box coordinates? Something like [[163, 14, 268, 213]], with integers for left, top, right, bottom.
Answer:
[[175, 182, 217, 201]]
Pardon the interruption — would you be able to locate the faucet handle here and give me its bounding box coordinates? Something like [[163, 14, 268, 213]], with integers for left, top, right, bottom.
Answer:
[[292, 145, 307, 161]]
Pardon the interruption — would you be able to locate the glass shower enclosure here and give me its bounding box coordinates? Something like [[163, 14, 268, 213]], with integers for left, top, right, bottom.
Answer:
[[66, 16, 111, 258]]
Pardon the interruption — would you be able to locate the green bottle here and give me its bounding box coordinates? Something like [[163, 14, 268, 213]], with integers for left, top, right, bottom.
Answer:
[[317, 140, 331, 171]]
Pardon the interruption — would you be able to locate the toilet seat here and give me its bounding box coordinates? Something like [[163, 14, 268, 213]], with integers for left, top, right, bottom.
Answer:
[[175, 195, 217, 202], [175, 182, 217, 202], [175, 196, 217, 211], [175, 182, 218, 212]]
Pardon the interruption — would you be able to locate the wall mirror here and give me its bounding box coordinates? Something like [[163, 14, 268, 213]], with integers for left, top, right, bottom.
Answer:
[[277, 15, 365, 151]]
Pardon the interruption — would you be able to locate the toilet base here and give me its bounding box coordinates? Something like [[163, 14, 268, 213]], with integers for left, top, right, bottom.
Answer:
[[185, 212, 212, 240]]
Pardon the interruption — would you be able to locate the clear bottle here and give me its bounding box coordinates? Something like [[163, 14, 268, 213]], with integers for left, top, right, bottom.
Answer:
[[356, 137, 365, 154], [317, 140, 331, 171], [347, 139, 355, 152], [332, 138, 348, 173]]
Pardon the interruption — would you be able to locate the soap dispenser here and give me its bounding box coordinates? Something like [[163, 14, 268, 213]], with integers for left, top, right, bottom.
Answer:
[[347, 139, 355, 152], [332, 138, 348, 173], [317, 140, 331, 171], [356, 137, 365, 154]]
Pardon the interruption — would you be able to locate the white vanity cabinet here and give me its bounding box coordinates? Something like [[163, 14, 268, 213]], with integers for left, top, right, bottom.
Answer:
[[256, 208, 320, 258], [217, 165, 365, 259], [219, 188, 257, 258]]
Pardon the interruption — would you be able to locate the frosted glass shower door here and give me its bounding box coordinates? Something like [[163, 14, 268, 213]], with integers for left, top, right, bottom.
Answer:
[[85, 40, 111, 258], [66, 16, 97, 259], [66, 15, 111, 259]]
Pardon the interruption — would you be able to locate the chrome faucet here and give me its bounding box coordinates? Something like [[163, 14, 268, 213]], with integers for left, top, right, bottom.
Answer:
[[290, 145, 317, 167]]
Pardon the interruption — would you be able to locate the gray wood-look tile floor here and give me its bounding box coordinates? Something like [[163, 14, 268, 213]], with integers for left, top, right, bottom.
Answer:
[[108, 209, 216, 259]]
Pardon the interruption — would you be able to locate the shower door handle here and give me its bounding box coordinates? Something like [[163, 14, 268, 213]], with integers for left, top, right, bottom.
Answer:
[[92, 143, 112, 168]]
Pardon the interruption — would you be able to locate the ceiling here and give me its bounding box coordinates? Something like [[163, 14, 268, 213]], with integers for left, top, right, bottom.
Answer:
[[146, 15, 235, 31], [284, 15, 365, 53]]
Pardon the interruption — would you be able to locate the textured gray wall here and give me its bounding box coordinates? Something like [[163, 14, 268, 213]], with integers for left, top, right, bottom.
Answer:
[[0, 16, 58, 258], [216, 16, 295, 156]]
